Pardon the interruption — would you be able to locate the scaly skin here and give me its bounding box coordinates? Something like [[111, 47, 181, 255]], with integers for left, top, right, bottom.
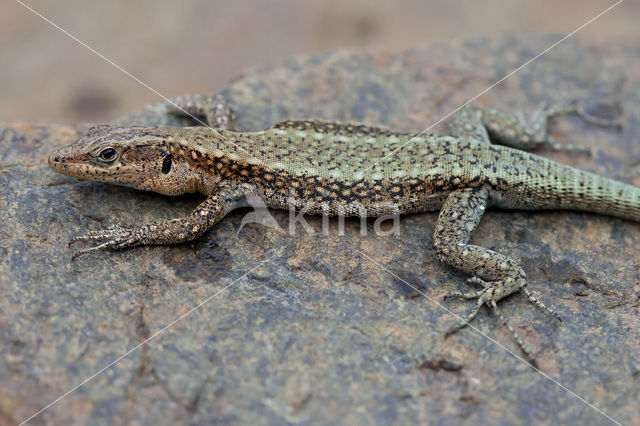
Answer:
[[48, 94, 630, 363]]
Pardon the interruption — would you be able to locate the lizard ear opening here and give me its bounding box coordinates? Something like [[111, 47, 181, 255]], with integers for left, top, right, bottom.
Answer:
[[162, 154, 172, 174]]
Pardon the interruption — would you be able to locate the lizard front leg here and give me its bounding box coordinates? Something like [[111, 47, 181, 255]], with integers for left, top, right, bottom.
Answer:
[[433, 187, 558, 362], [69, 184, 249, 259]]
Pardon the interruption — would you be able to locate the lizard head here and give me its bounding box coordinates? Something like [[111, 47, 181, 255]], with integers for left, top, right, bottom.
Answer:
[[49, 125, 207, 195]]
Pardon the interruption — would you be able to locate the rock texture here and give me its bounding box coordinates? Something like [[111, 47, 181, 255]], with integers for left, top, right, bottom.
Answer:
[[1, 36, 640, 425]]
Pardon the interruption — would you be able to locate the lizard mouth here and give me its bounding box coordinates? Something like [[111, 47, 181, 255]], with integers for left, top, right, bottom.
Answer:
[[48, 146, 94, 177]]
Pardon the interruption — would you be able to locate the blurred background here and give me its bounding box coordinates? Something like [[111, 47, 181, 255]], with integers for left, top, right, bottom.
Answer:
[[1, 0, 638, 123]]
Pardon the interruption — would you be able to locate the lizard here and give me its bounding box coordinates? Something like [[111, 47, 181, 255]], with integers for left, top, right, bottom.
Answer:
[[48, 93, 631, 363]]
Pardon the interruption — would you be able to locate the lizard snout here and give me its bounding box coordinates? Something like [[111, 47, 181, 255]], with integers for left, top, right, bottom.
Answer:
[[48, 149, 66, 171], [48, 147, 74, 172], [49, 152, 61, 164]]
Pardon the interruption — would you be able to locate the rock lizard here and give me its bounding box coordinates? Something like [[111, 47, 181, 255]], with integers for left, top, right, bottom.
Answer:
[[48, 94, 632, 362]]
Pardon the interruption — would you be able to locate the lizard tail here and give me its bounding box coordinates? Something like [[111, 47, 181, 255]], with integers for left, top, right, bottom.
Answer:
[[555, 167, 640, 222]]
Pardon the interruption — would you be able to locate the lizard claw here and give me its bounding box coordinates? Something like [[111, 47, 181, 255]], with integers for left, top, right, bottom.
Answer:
[[70, 225, 137, 259], [69, 225, 129, 246], [443, 280, 493, 333], [443, 278, 539, 364]]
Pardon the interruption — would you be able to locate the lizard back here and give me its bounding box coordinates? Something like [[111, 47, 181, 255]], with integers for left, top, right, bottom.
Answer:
[[172, 121, 640, 219]]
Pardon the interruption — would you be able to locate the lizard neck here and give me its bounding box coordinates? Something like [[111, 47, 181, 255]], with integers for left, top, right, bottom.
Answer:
[[162, 137, 221, 196]]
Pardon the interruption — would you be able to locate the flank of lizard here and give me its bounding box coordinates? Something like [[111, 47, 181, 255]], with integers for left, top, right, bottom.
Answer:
[[48, 93, 632, 363]]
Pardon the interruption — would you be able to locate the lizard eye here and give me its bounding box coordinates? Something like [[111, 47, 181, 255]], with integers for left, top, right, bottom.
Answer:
[[98, 148, 117, 162]]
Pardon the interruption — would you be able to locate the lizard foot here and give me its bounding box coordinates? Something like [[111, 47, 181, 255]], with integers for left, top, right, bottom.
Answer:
[[541, 99, 624, 129], [537, 100, 623, 155], [69, 225, 138, 260], [443, 277, 559, 365]]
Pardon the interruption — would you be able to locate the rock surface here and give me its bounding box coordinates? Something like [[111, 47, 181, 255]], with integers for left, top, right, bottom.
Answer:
[[1, 36, 640, 425]]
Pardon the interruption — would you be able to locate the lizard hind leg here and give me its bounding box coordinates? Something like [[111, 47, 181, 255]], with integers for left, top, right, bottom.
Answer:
[[433, 187, 556, 361], [166, 93, 234, 129], [450, 101, 621, 153]]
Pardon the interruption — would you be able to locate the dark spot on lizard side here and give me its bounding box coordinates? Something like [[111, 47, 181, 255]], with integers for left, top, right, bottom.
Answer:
[[162, 155, 172, 174]]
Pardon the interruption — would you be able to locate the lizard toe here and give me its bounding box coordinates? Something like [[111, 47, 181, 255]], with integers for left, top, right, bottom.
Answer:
[[444, 282, 494, 334], [466, 276, 490, 288], [445, 279, 540, 364], [70, 229, 135, 260], [69, 225, 132, 246]]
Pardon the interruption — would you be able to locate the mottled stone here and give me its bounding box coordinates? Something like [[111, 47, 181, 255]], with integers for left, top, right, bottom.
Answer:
[[1, 36, 640, 425]]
